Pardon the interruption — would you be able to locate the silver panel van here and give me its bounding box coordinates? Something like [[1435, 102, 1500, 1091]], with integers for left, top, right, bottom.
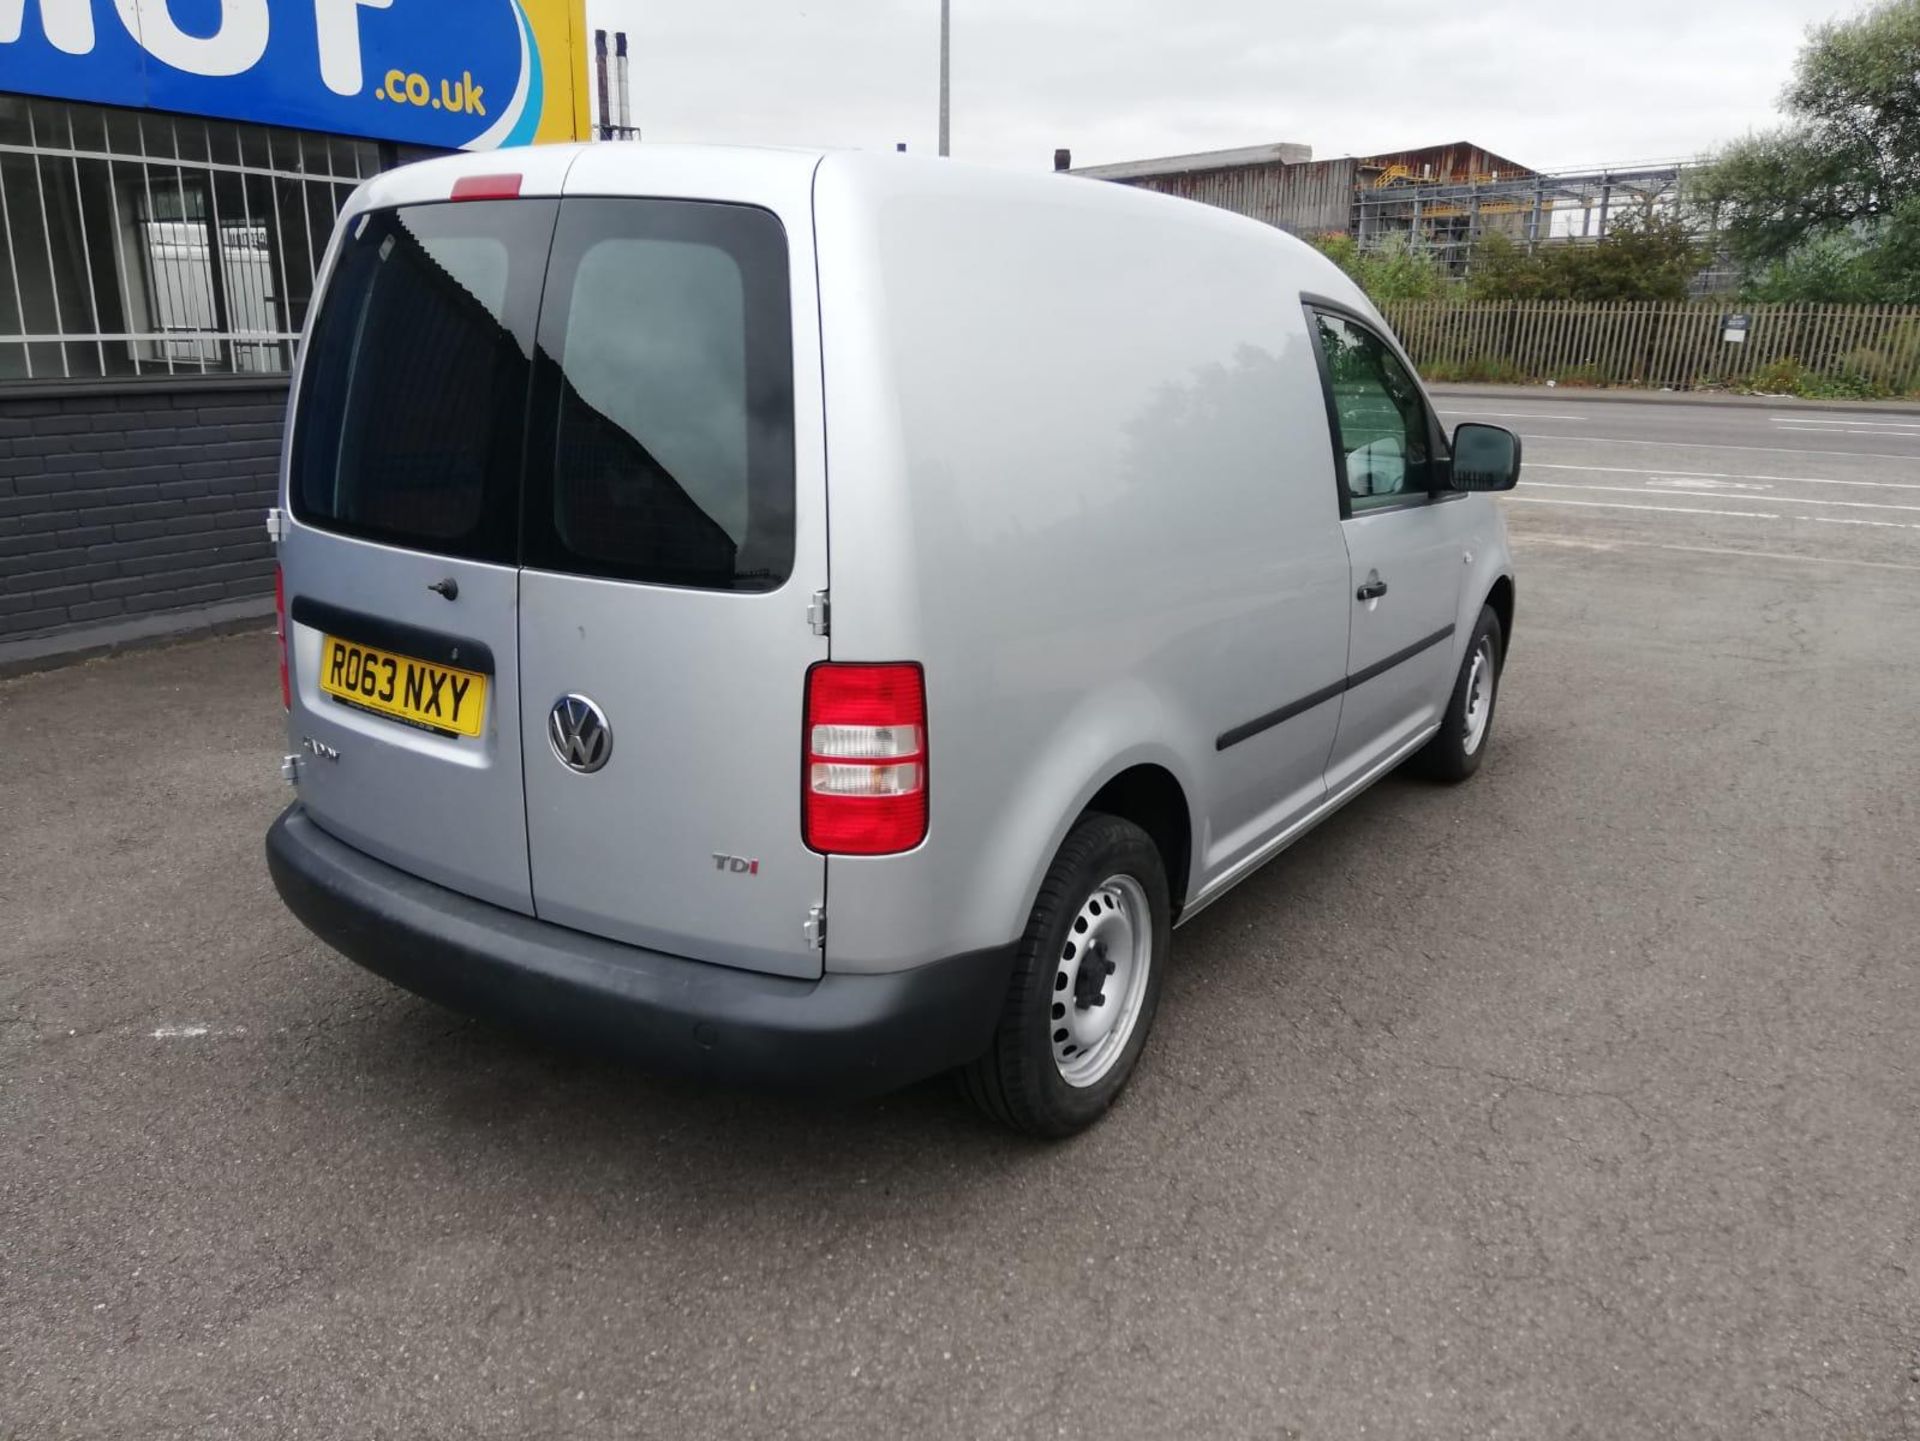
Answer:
[[266, 145, 1519, 1135]]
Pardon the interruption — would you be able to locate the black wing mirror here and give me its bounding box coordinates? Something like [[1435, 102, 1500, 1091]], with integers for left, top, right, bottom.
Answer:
[[1448, 423, 1522, 492]]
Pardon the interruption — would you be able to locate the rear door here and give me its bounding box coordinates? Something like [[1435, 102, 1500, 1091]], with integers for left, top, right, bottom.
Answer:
[[282, 193, 558, 914], [1307, 305, 1470, 791], [517, 158, 829, 979]]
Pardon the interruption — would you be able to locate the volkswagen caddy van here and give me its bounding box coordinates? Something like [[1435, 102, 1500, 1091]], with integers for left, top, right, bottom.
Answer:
[[265, 145, 1519, 1136]]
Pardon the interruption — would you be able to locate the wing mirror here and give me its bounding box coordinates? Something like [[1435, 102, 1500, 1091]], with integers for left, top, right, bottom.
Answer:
[[1447, 423, 1522, 492]]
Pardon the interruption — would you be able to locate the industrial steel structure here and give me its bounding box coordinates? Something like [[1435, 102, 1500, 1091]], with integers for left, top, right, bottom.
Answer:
[[1067, 141, 1689, 272]]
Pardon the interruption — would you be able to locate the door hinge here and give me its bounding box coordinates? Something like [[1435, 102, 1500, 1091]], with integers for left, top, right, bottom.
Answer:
[[807, 589, 830, 637], [803, 904, 827, 948], [265, 507, 287, 545]]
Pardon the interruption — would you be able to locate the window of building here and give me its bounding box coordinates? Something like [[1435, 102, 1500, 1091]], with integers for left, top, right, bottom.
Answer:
[[0, 96, 381, 381]]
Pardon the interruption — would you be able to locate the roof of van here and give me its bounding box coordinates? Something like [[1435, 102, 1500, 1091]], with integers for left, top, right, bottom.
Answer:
[[349, 142, 1370, 319], [809, 148, 1364, 291]]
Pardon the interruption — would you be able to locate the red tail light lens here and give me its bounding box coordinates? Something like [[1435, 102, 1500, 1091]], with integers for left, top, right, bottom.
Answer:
[[450, 173, 523, 201], [804, 664, 927, 855], [275, 565, 290, 710]]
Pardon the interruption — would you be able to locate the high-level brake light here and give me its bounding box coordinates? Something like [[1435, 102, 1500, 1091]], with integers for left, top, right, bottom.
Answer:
[[450, 173, 523, 202]]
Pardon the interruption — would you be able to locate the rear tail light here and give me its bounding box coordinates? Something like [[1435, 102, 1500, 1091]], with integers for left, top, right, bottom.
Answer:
[[275, 565, 290, 710], [804, 664, 927, 855]]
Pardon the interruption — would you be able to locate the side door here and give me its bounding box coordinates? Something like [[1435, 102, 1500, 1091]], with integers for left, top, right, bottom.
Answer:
[[517, 169, 830, 981], [1307, 304, 1473, 792]]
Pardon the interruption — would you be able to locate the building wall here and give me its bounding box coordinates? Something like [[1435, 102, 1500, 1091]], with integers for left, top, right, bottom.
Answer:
[[1126, 158, 1358, 237], [0, 96, 403, 667], [0, 378, 285, 646], [1089, 142, 1551, 257]]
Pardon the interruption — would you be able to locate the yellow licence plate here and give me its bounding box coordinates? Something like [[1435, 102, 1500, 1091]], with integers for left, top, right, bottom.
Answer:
[[319, 635, 487, 737]]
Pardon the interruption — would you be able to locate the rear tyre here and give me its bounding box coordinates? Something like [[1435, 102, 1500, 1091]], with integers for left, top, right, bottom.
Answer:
[[960, 813, 1170, 1138], [1412, 604, 1504, 783]]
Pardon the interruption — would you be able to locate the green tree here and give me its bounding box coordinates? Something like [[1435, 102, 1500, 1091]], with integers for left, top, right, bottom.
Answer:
[[1309, 232, 1451, 303], [1544, 209, 1702, 302], [1465, 232, 1550, 301], [1690, 0, 1920, 300], [1465, 209, 1702, 302]]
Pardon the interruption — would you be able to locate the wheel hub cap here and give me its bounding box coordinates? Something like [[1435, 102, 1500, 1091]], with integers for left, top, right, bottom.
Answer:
[[1463, 636, 1495, 756], [1073, 937, 1115, 1010], [1051, 875, 1153, 1089]]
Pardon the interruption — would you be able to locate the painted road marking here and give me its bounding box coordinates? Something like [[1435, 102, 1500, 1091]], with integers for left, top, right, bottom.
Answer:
[[1505, 495, 1920, 531], [1770, 415, 1920, 428], [1513, 533, 1920, 574], [1529, 461, 1920, 492], [1510, 497, 1911, 533], [1773, 422, 1920, 435], [1521, 435, 1920, 462], [1643, 477, 1774, 492], [1437, 410, 1585, 421], [1524, 480, 1920, 514], [1504, 496, 1781, 520]]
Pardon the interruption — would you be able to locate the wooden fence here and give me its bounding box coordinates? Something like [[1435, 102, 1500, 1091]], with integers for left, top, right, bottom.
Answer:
[[1376, 301, 1920, 393]]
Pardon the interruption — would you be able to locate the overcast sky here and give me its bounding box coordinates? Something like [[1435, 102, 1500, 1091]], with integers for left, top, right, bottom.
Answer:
[[580, 0, 1857, 173]]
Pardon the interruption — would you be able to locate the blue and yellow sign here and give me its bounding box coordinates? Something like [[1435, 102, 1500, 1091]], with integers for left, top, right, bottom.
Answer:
[[0, 0, 591, 149]]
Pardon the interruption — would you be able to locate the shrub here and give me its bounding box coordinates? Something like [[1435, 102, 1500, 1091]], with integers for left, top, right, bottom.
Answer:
[[1465, 210, 1703, 302], [1744, 356, 1898, 398], [1308, 232, 1453, 304], [1422, 356, 1524, 384], [1552, 364, 1616, 388], [1747, 358, 1811, 393], [1836, 326, 1920, 392]]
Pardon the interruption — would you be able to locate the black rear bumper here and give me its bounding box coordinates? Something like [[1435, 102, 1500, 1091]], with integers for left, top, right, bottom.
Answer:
[[266, 806, 1013, 1098]]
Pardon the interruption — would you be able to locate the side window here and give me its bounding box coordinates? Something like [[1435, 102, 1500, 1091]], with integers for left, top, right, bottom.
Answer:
[[1310, 310, 1434, 512]]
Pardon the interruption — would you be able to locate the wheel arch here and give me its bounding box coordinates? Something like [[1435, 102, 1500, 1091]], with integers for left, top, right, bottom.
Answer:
[[1483, 573, 1515, 667], [1082, 763, 1194, 920]]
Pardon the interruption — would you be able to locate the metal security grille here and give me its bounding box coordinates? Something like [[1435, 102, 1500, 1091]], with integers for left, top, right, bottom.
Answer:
[[0, 95, 384, 381]]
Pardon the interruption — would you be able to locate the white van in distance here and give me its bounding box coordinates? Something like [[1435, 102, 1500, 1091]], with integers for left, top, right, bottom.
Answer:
[[266, 145, 1519, 1136]]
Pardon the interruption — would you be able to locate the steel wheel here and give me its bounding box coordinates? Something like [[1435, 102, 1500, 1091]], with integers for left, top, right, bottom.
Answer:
[[1050, 873, 1153, 1088], [1462, 635, 1496, 756]]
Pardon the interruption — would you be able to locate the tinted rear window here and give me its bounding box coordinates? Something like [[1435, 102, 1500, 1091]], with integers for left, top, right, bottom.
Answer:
[[526, 199, 795, 591], [291, 196, 795, 591], [290, 200, 555, 565]]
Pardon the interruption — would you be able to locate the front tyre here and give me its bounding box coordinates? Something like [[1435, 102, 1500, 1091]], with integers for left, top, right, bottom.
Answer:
[[961, 814, 1170, 1137], [1412, 603, 1504, 783]]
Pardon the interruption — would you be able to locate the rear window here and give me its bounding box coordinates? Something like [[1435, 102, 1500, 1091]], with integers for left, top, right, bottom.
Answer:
[[291, 195, 795, 591], [526, 199, 795, 591], [291, 200, 555, 565]]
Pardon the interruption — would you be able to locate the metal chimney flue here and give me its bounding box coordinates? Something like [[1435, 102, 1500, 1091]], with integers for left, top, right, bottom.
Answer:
[[1053, 148, 1071, 172], [614, 32, 633, 139], [937, 0, 950, 156], [593, 30, 611, 142]]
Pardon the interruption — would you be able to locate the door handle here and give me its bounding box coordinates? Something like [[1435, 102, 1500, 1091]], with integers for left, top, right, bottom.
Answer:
[[1356, 578, 1389, 602]]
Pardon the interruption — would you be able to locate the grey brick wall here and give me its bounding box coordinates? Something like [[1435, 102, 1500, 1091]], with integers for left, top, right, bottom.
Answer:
[[0, 378, 289, 644]]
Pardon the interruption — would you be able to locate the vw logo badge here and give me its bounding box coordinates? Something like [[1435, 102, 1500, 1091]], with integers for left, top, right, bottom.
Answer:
[[548, 694, 612, 774]]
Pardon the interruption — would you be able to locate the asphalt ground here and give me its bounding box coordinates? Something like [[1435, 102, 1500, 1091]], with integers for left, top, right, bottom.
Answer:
[[3, 391, 1918, 1438]]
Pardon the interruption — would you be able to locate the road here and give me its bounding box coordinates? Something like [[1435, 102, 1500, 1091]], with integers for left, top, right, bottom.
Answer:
[[1432, 388, 1920, 568], [4, 391, 1918, 1439]]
